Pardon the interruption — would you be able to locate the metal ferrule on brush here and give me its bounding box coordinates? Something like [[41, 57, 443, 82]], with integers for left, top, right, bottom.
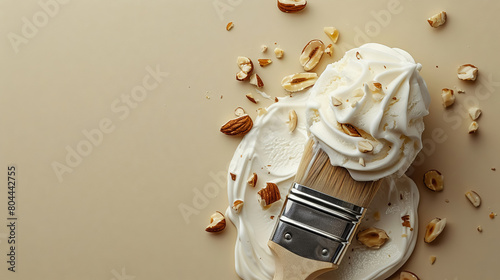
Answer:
[[270, 183, 366, 265]]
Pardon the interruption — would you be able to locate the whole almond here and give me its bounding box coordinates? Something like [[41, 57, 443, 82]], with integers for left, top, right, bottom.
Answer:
[[220, 115, 253, 136]]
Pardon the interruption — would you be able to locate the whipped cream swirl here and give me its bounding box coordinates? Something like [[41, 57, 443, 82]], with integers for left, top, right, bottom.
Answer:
[[306, 43, 430, 181]]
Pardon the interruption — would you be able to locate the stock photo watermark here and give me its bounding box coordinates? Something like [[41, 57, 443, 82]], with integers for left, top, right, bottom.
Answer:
[[178, 170, 227, 224], [213, 0, 243, 21], [7, 0, 70, 54], [50, 65, 169, 183], [407, 73, 500, 175], [110, 267, 135, 280]]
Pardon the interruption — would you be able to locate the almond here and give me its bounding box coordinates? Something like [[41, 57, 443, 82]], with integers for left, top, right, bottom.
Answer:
[[323, 27, 339, 43], [236, 56, 254, 81], [274, 47, 284, 59], [247, 173, 258, 187], [288, 110, 298, 132], [205, 211, 226, 233], [258, 182, 281, 206], [245, 93, 259, 104], [226, 22, 234, 31], [424, 217, 446, 243], [258, 59, 272, 67], [249, 73, 264, 88], [325, 43, 333, 56], [300, 39, 325, 71], [400, 271, 420, 280], [457, 64, 478, 81], [220, 115, 253, 136], [277, 0, 307, 13], [232, 200, 244, 213], [428, 11, 447, 28], [465, 190, 481, 207], [281, 72, 318, 92], [340, 123, 361, 137], [423, 170, 444, 192], [357, 227, 389, 249], [441, 88, 455, 107]]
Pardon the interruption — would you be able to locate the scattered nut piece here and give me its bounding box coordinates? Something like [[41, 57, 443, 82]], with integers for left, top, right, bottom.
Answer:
[[423, 170, 444, 192], [468, 121, 479, 134], [230, 173, 237, 181], [226, 22, 234, 31], [358, 140, 373, 153], [323, 27, 339, 43], [205, 211, 226, 233], [359, 157, 366, 167], [245, 93, 259, 104], [247, 173, 258, 187], [458, 64, 478, 81], [257, 107, 268, 116], [400, 271, 420, 280], [356, 227, 389, 249], [441, 88, 455, 108], [300, 39, 325, 71], [220, 115, 254, 136], [429, 255, 437, 265], [274, 47, 284, 59], [281, 72, 318, 92], [477, 225, 483, 232], [236, 56, 254, 81], [277, 0, 307, 13], [275, 97, 279, 102], [424, 217, 446, 243], [341, 123, 361, 137], [261, 45, 268, 53], [368, 81, 382, 92], [356, 51, 362, 60], [468, 107, 482, 120], [489, 212, 496, 219], [332, 96, 342, 106], [401, 215, 411, 228], [234, 107, 245, 117], [325, 44, 333, 56], [232, 200, 244, 213], [288, 110, 298, 132], [465, 190, 481, 207], [258, 182, 281, 206], [427, 11, 447, 28], [258, 58, 272, 67], [249, 74, 264, 88]]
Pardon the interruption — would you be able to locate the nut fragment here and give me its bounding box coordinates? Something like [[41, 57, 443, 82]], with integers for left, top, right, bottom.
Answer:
[[468, 107, 482, 120], [300, 39, 325, 71], [226, 22, 234, 31], [441, 88, 455, 108], [356, 51, 362, 60], [427, 11, 447, 28], [340, 123, 361, 137], [401, 215, 411, 228], [249, 74, 264, 88], [400, 271, 420, 280], [356, 227, 389, 249], [258, 182, 281, 206], [423, 170, 444, 192], [477, 225, 483, 232], [246, 93, 259, 104], [359, 157, 365, 167], [205, 211, 226, 233], [424, 217, 446, 243], [274, 47, 284, 59], [230, 172, 237, 181], [457, 64, 478, 81], [331, 96, 342, 106], [234, 107, 245, 117], [277, 0, 307, 13], [429, 255, 437, 265], [232, 200, 244, 213], [257, 107, 268, 116], [368, 81, 382, 92], [323, 27, 339, 43], [465, 190, 481, 207], [258, 58, 272, 67], [281, 73, 318, 92], [358, 140, 373, 153], [489, 212, 496, 219], [236, 56, 254, 81], [288, 110, 298, 132], [468, 121, 479, 134], [220, 115, 253, 136], [247, 173, 258, 187], [261, 45, 268, 53], [325, 44, 333, 56]]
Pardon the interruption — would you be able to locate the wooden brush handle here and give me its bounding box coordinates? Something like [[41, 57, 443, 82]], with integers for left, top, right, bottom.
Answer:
[[268, 241, 338, 280]]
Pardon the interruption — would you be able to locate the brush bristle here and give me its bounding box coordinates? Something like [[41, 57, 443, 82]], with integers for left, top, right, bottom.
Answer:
[[295, 139, 382, 207]]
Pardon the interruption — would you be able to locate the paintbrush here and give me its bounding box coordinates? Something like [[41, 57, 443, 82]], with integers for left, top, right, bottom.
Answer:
[[268, 138, 382, 280]]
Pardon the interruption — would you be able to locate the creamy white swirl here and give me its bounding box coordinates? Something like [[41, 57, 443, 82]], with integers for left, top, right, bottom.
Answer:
[[306, 43, 430, 181]]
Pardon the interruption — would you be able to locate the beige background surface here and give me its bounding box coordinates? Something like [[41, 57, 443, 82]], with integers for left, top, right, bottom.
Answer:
[[0, 0, 499, 279]]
